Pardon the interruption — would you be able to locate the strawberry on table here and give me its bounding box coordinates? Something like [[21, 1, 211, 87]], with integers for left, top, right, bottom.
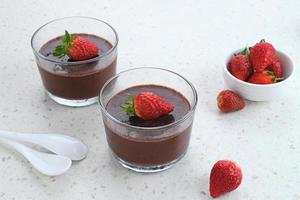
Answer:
[[229, 47, 253, 81], [210, 160, 243, 198], [122, 92, 174, 120], [217, 90, 245, 113], [249, 39, 276, 72], [53, 30, 99, 61]]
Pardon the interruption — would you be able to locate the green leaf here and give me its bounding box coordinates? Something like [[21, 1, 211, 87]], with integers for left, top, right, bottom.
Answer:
[[52, 45, 66, 57], [121, 95, 136, 116], [63, 30, 72, 46], [52, 30, 73, 58], [260, 39, 266, 43], [234, 46, 250, 56], [266, 70, 276, 82], [266, 70, 274, 76]]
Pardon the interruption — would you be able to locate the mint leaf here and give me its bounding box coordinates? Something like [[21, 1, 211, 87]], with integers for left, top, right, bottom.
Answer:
[[121, 95, 136, 116], [52, 30, 73, 58]]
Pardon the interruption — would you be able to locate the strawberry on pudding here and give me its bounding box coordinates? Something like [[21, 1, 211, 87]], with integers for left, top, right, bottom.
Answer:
[[52, 31, 99, 61], [122, 91, 174, 120]]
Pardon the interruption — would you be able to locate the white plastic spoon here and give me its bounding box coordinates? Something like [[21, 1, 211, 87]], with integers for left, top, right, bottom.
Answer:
[[0, 130, 88, 160], [0, 137, 72, 176]]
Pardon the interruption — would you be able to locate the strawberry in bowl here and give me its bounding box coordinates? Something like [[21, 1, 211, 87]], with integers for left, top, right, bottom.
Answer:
[[223, 40, 294, 101]]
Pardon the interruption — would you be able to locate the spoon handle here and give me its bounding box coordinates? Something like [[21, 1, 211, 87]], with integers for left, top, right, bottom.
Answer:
[[0, 137, 72, 176], [0, 137, 46, 173], [0, 137, 42, 167], [0, 137, 29, 155], [0, 130, 88, 161], [0, 130, 82, 144], [0, 130, 54, 143]]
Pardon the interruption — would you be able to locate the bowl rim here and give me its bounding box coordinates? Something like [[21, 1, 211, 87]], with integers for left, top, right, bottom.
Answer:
[[224, 49, 294, 87]]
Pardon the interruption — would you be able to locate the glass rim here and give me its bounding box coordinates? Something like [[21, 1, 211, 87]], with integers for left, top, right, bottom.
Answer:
[[98, 67, 198, 130], [30, 16, 119, 65]]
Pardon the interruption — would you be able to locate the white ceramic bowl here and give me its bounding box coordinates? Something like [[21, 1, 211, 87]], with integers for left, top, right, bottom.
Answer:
[[223, 50, 294, 101]]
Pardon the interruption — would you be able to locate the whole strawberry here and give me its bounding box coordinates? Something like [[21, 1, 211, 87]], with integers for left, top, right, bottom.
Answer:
[[122, 92, 174, 120], [267, 56, 283, 78], [217, 90, 245, 113], [248, 70, 282, 84], [250, 39, 276, 72], [53, 30, 99, 61], [210, 160, 243, 198], [229, 51, 252, 81]]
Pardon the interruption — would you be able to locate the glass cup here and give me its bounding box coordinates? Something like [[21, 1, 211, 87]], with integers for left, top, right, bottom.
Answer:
[[31, 16, 118, 107], [99, 67, 198, 172]]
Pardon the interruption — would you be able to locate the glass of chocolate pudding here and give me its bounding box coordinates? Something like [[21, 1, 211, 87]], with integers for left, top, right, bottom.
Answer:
[[99, 67, 198, 172], [31, 16, 118, 107]]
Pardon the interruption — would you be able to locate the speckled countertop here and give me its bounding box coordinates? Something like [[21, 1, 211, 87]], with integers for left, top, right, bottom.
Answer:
[[0, 0, 300, 199]]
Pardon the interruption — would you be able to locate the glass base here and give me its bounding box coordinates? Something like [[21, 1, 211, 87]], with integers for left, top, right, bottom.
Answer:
[[112, 152, 186, 173], [47, 91, 97, 107]]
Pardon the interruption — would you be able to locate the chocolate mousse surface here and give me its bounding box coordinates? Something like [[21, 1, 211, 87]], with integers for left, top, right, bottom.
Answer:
[[105, 85, 192, 166], [38, 33, 116, 100]]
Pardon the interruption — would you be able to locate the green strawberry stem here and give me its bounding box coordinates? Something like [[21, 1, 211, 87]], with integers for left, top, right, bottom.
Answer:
[[234, 39, 266, 57], [52, 30, 73, 58], [266, 70, 284, 83], [275, 77, 284, 82], [121, 95, 136, 116], [260, 39, 266, 43], [234, 46, 250, 56], [217, 96, 223, 105]]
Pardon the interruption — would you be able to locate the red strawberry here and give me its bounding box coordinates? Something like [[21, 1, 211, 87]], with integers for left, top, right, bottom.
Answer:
[[122, 92, 174, 120], [249, 40, 276, 72], [267, 56, 283, 78], [217, 90, 245, 113], [210, 160, 243, 198], [229, 54, 252, 81], [53, 30, 99, 61], [248, 70, 282, 84]]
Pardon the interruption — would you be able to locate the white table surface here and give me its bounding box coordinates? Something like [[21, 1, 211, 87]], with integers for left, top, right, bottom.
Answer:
[[0, 0, 300, 199]]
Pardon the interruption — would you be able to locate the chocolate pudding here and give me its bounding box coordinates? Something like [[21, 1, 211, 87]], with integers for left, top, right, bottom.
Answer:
[[104, 85, 192, 167], [38, 33, 117, 100]]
